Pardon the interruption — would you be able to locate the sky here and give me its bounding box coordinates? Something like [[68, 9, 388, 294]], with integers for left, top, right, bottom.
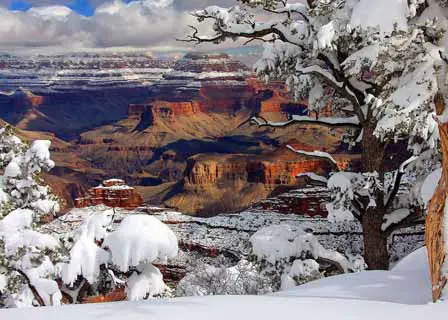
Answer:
[[0, 0, 262, 54]]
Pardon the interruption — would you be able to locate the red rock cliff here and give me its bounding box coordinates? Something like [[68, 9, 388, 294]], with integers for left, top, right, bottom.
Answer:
[[75, 179, 143, 210]]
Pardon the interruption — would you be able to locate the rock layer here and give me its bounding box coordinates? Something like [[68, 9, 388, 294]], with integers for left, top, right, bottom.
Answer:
[[75, 179, 143, 210]]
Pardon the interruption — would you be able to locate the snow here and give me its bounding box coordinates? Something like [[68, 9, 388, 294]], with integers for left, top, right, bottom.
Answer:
[[32, 200, 60, 216], [317, 21, 335, 49], [0, 176, 7, 204], [103, 179, 125, 183], [61, 234, 109, 285], [250, 224, 349, 271], [83, 210, 113, 241], [29, 140, 55, 169], [3, 230, 59, 254], [392, 246, 428, 272], [104, 215, 178, 271], [31, 278, 62, 306], [278, 247, 430, 305], [296, 172, 328, 183], [2, 295, 445, 320], [326, 203, 355, 223], [1, 245, 446, 320], [421, 168, 442, 205], [281, 259, 321, 290], [0, 274, 6, 292], [286, 145, 337, 166], [0, 209, 34, 233], [3, 161, 21, 180], [342, 44, 381, 76], [381, 208, 411, 231], [126, 264, 166, 301], [325, 172, 357, 223], [350, 0, 410, 34]]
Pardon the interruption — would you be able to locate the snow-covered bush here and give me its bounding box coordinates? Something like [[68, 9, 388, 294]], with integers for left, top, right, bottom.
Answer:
[[280, 259, 322, 290], [176, 259, 272, 297], [0, 127, 63, 308], [185, 0, 447, 270], [249, 224, 363, 290], [59, 211, 178, 301]]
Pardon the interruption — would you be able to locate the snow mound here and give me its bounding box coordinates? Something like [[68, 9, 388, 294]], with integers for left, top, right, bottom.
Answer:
[[104, 215, 178, 271], [278, 247, 431, 305], [392, 247, 428, 272]]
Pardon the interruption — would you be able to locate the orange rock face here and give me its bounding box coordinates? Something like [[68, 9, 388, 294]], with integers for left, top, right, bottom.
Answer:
[[184, 152, 357, 188], [75, 179, 143, 210]]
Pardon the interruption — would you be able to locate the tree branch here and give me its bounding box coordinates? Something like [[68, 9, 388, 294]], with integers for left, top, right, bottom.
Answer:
[[14, 268, 46, 306], [286, 145, 340, 171], [249, 114, 360, 129], [296, 172, 328, 186], [316, 53, 365, 123], [385, 215, 425, 236], [384, 156, 418, 208], [178, 12, 306, 50]]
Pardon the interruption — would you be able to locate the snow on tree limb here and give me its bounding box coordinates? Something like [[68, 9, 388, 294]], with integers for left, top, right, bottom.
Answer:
[[250, 224, 350, 273], [384, 155, 419, 208], [104, 215, 178, 272], [297, 173, 328, 185], [286, 145, 339, 169], [179, 5, 308, 49], [249, 114, 360, 130], [381, 209, 411, 232]]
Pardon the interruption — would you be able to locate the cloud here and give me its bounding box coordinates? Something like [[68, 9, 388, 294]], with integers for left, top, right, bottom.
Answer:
[[0, 0, 273, 53]]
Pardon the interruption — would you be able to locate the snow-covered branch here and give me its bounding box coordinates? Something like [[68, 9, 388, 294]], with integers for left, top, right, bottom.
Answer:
[[296, 173, 328, 186], [385, 156, 419, 208], [179, 6, 308, 49], [250, 114, 360, 129], [286, 145, 339, 170]]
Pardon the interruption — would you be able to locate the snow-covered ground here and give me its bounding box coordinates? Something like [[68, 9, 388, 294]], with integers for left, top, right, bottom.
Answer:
[[41, 205, 425, 266], [0, 247, 443, 320], [278, 247, 431, 305]]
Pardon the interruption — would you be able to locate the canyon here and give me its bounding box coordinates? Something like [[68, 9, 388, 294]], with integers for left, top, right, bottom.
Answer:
[[0, 52, 359, 215]]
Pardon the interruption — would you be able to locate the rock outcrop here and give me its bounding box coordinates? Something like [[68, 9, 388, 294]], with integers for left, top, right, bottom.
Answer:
[[183, 144, 359, 188], [164, 147, 360, 215], [75, 179, 143, 210], [252, 187, 330, 217]]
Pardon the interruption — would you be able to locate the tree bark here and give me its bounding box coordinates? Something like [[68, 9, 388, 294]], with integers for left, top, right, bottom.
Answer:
[[360, 121, 389, 270], [362, 208, 390, 270], [426, 92, 448, 302]]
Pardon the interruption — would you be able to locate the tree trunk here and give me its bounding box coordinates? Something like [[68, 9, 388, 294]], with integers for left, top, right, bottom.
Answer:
[[426, 92, 448, 301], [360, 122, 389, 270], [362, 208, 389, 270]]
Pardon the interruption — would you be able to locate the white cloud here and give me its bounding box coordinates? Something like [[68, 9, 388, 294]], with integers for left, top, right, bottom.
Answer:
[[28, 5, 72, 18], [0, 0, 194, 52], [0, 0, 278, 53]]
